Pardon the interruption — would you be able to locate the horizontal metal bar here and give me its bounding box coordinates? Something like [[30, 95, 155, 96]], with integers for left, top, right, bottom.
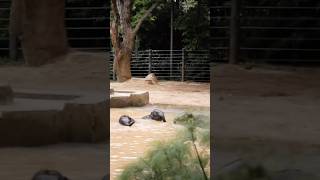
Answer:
[[242, 58, 320, 62], [210, 26, 229, 29], [210, 47, 229, 50], [240, 47, 320, 51], [211, 26, 320, 30], [65, 7, 108, 10], [241, 26, 320, 30], [242, 17, 320, 21], [244, 37, 320, 41], [243, 6, 320, 9], [66, 27, 108, 30], [210, 6, 230, 9], [65, 17, 108, 20], [68, 37, 108, 40]]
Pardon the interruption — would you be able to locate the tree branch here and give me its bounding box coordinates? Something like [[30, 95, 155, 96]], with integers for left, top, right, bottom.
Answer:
[[132, 2, 159, 37], [110, 0, 120, 50]]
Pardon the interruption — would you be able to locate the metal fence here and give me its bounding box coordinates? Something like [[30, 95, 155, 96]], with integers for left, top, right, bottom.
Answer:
[[110, 49, 210, 82], [0, 0, 110, 58], [210, 0, 320, 63]]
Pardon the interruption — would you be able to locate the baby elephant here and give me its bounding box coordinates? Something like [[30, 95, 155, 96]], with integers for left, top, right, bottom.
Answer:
[[119, 115, 135, 126], [143, 109, 166, 122]]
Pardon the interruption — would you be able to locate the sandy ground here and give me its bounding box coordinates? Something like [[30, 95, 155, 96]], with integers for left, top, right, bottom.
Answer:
[[111, 78, 210, 107], [212, 64, 320, 176], [110, 80, 210, 179]]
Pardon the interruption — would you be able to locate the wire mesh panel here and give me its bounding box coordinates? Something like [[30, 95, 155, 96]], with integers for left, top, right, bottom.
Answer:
[[210, 0, 231, 63], [110, 49, 210, 82], [65, 0, 110, 52], [0, 0, 110, 59], [185, 50, 210, 82], [210, 0, 320, 63], [240, 1, 320, 63], [0, 0, 10, 57]]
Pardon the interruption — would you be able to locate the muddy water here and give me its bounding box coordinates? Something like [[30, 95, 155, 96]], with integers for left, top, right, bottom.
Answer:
[[110, 105, 210, 179]]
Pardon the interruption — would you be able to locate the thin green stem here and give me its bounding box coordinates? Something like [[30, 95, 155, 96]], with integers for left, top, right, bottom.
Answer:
[[190, 130, 208, 180]]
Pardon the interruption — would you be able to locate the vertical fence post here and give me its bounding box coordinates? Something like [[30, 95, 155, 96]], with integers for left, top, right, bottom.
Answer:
[[112, 53, 116, 80], [229, 0, 241, 64], [148, 49, 152, 74], [181, 48, 185, 82]]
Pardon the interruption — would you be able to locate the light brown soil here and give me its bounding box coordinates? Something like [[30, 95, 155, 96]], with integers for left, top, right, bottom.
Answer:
[[213, 64, 320, 176], [111, 78, 210, 107]]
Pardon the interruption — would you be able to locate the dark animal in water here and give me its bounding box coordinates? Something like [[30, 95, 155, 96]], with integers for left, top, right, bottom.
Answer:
[[143, 109, 166, 122], [119, 115, 135, 126], [32, 169, 69, 180]]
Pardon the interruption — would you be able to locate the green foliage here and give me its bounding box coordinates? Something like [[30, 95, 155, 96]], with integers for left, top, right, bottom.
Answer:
[[175, 0, 210, 50], [131, 0, 209, 50], [174, 113, 209, 130], [118, 113, 210, 180], [132, 0, 162, 27]]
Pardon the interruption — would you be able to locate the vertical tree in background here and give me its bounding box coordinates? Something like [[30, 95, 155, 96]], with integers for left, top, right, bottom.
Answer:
[[110, 0, 159, 82], [9, 0, 69, 66]]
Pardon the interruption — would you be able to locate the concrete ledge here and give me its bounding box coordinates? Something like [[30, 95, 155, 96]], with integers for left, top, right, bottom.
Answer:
[[110, 91, 149, 108], [0, 110, 62, 146], [0, 91, 108, 147], [62, 101, 108, 143]]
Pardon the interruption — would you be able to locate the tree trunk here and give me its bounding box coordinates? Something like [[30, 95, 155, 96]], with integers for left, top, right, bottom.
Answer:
[[111, 0, 159, 82], [115, 50, 132, 82], [11, 0, 69, 66]]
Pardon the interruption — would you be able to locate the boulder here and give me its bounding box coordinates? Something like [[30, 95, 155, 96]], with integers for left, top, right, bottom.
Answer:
[[145, 73, 158, 85]]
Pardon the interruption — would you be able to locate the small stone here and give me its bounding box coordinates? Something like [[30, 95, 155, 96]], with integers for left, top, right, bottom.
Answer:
[[145, 73, 158, 85]]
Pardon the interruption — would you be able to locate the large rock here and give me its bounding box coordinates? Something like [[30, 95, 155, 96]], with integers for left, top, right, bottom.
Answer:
[[145, 73, 158, 85], [0, 85, 14, 105], [110, 91, 149, 108]]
